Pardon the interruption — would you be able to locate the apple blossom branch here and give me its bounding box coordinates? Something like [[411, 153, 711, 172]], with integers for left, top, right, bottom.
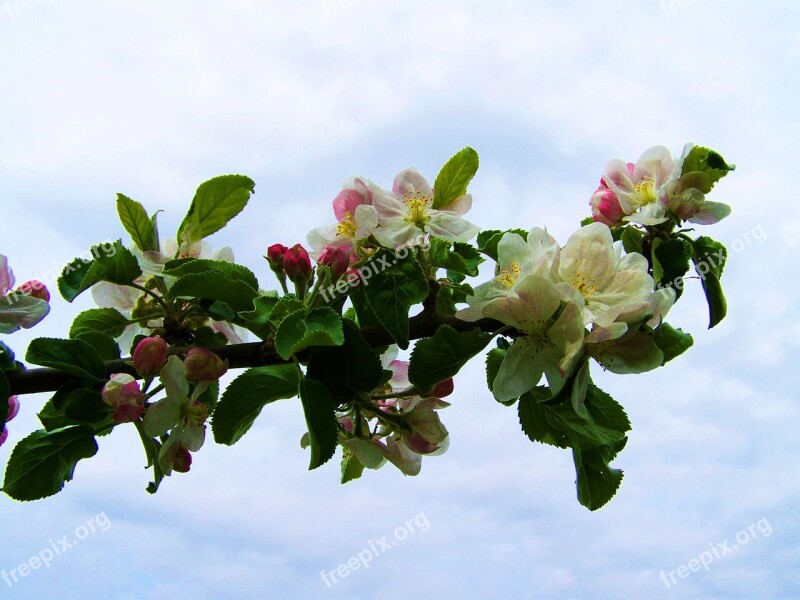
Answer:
[[6, 313, 504, 396]]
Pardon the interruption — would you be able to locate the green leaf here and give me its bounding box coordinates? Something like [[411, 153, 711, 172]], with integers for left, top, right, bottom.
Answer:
[[652, 237, 692, 297], [212, 364, 300, 445], [341, 449, 365, 484], [269, 296, 305, 325], [63, 389, 113, 425], [486, 347, 516, 405], [58, 241, 143, 302], [349, 251, 428, 349], [163, 259, 260, 291], [75, 332, 121, 361], [573, 445, 625, 511], [299, 378, 338, 470], [168, 271, 258, 311], [432, 147, 479, 210], [584, 384, 631, 436], [620, 226, 644, 255], [428, 239, 484, 276], [69, 308, 129, 339], [518, 388, 569, 448], [692, 237, 728, 328], [652, 323, 693, 364], [117, 193, 159, 252], [408, 325, 493, 394], [177, 174, 255, 242], [306, 319, 384, 405], [680, 146, 735, 193], [0, 341, 16, 370], [545, 402, 626, 449], [2, 426, 98, 501], [476, 228, 528, 261], [26, 338, 106, 382], [274, 307, 344, 360], [238, 295, 279, 340]]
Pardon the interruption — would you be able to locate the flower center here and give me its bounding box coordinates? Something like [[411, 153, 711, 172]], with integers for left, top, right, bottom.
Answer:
[[571, 272, 598, 297], [403, 191, 431, 227], [496, 262, 521, 288], [336, 211, 358, 238], [182, 400, 208, 426], [633, 176, 657, 207]]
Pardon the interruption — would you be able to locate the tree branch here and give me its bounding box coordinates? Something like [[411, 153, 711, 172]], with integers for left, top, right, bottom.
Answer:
[[7, 314, 504, 396]]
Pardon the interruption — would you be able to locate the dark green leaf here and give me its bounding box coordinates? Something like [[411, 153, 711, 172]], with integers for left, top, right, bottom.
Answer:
[[652, 237, 692, 297], [26, 338, 106, 382], [2, 426, 98, 501], [69, 308, 129, 339], [299, 378, 338, 470], [432, 147, 479, 210], [58, 241, 143, 302], [168, 271, 258, 311], [573, 445, 625, 511], [408, 325, 492, 393], [212, 365, 300, 445], [163, 259, 260, 291], [692, 237, 728, 328], [428, 239, 484, 276], [274, 307, 344, 360], [518, 388, 569, 448], [620, 226, 644, 255]]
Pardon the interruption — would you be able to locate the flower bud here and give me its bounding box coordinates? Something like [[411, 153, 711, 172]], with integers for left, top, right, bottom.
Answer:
[[318, 246, 350, 279], [0, 428, 7, 447], [283, 244, 313, 286], [6, 395, 20, 422], [590, 180, 625, 227], [184, 347, 229, 381], [431, 378, 454, 398], [15, 280, 50, 302], [173, 447, 192, 473], [133, 336, 169, 376], [266, 244, 288, 272], [102, 374, 145, 423]]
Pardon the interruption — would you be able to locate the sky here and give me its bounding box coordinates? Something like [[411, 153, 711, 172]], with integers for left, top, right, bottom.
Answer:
[[0, 1, 798, 598]]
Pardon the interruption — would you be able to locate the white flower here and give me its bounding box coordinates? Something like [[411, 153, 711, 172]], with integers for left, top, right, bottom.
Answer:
[[371, 168, 479, 248], [603, 146, 675, 226]]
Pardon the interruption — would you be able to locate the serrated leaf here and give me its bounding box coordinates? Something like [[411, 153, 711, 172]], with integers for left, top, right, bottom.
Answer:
[[652, 237, 692, 297], [408, 325, 493, 394], [117, 193, 159, 252], [573, 445, 624, 511], [299, 378, 338, 470], [274, 307, 344, 360], [518, 388, 569, 448], [26, 338, 106, 382], [58, 241, 142, 302], [584, 384, 631, 435], [428, 239, 484, 276], [349, 252, 428, 349], [212, 364, 300, 445], [681, 146, 735, 192], [69, 308, 129, 339], [432, 147, 479, 210], [163, 259, 259, 291], [620, 226, 644, 255], [178, 174, 255, 242], [168, 271, 258, 311], [2, 426, 98, 501]]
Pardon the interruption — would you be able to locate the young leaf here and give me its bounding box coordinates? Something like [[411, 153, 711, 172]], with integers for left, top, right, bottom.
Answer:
[[274, 307, 344, 360], [168, 271, 258, 311], [341, 449, 365, 484], [212, 364, 300, 445], [408, 325, 493, 394], [69, 308, 129, 339], [117, 194, 159, 252], [299, 378, 338, 470], [163, 259, 260, 291], [652, 323, 693, 363], [692, 237, 728, 328], [476, 228, 528, 261], [427, 239, 484, 276], [432, 147, 479, 210], [177, 174, 255, 242], [26, 338, 107, 382], [58, 241, 143, 302], [680, 146, 735, 192], [2, 426, 98, 501]]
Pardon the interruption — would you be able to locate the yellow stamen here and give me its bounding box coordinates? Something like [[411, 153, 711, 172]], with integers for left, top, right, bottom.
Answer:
[[496, 262, 522, 288], [336, 211, 357, 238], [571, 272, 598, 297], [403, 191, 431, 227]]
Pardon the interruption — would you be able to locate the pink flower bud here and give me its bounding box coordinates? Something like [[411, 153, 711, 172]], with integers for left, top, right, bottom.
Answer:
[[590, 180, 625, 227], [102, 374, 145, 423], [15, 280, 50, 302], [0, 428, 7, 446], [133, 336, 169, 376], [184, 347, 229, 381], [266, 244, 288, 272], [6, 395, 20, 422], [318, 246, 350, 279], [173, 447, 192, 473], [283, 244, 313, 285], [431, 378, 454, 398]]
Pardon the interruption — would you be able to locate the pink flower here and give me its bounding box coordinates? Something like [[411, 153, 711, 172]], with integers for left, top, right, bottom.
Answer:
[[307, 178, 378, 259], [15, 280, 50, 302], [6, 395, 20, 422], [133, 337, 169, 377], [183, 347, 228, 381], [0, 255, 14, 296], [589, 179, 626, 227], [172, 447, 192, 473], [0, 428, 7, 446], [102, 374, 145, 423]]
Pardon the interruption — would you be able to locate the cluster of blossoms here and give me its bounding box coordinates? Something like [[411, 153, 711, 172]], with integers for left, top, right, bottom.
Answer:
[[0, 254, 51, 335], [101, 336, 228, 476], [335, 348, 453, 477], [590, 144, 731, 227]]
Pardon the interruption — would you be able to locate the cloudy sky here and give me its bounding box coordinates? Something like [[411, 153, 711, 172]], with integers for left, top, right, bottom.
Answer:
[[1, 1, 798, 598]]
